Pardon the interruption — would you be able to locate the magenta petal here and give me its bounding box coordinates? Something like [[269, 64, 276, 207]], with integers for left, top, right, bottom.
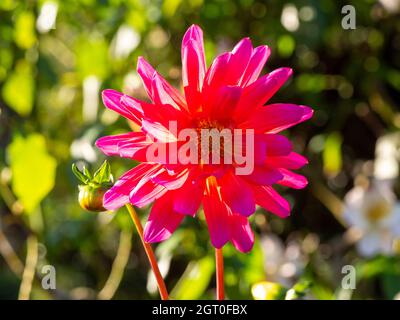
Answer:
[[209, 85, 242, 120], [203, 52, 231, 92], [137, 57, 155, 97], [240, 104, 313, 134], [140, 95, 190, 129], [278, 169, 308, 189], [151, 168, 189, 190], [129, 180, 167, 208], [266, 152, 308, 169], [182, 25, 206, 113], [102, 90, 142, 124], [252, 185, 290, 218], [137, 57, 187, 110], [203, 180, 231, 248], [150, 73, 186, 111], [242, 165, 283, 185], [239, 45, 271, 87], [230, 214, 254, 253], [143, 193, 184, 243], [129, 165, 167, 208], [220, 172, 255, 217], [96, 132, 137, 156], [95, 132, 152, 161], [172, 169, 204, 216], [264, 134, 292, 156], [103, 164, 158, 210], [234, 67, 293, 120], [141, 119, 178, 143], [224, 37, 253, 86]]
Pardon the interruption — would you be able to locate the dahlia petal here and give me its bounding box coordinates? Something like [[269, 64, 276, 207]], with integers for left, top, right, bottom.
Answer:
[[239, 45, 271, 87], [239, 104, 313, 134], [173, 177, 204, 216], [252, 185, 290, 218], [103, 163, 158, 210], [233, 132, 269, 165], [182, 25, 206, 113], [137, 57, 187, 110], [220, 172, 255, 217], [209, 85, 242, 120], [137, 57, 155, 97], [143, 193, 184, 243], [140, 96, 190, 130], [266, 152, 308, 169], [119, 94, 145, 117], [264, 134, 292, 156], [203, 52, 231, 92], [95, 132, 152, 161], [277, 168, 308, 189], [151, 167, 189, 190], [151, 74, 182, 111], [203, 177, 231, 248], [224, 38, 253, 86], [129, 179, 167, 208], [102, 89, 142, 124], [230, 214, 255, 253], [141, 119, 178, 143], [234, 68, 293, 120], [117, 138, 152, 161], [243, 166, 283, 185], [96, 132, 136, 156]]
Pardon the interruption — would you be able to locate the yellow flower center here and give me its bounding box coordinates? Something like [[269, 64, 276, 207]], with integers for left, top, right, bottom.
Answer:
[[365, 200, 391, 222], [195, 119, 230, 164]]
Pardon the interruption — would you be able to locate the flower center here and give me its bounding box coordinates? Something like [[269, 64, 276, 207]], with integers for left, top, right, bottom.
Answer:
[[365, 200, 391, 222], [195, 119, 231, 164]]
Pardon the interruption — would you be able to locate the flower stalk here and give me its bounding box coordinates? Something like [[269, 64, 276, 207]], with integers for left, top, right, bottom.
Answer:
[[125, 203, 169, 300], [215, 247, 224, 300]]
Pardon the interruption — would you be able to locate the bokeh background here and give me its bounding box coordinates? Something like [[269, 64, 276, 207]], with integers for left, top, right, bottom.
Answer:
[[1, 0, 400, 300]]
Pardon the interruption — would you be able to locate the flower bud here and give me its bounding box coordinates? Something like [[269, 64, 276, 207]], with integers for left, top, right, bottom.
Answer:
[[72, 161, 113, 213], [78, 184, 108, 212]]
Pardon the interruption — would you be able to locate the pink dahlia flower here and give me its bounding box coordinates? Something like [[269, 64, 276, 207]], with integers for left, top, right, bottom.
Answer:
[[96, 25, 313, 253]]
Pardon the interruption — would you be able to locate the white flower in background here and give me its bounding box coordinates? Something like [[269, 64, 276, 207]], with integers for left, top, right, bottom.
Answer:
[[343, 180, 400, 257]]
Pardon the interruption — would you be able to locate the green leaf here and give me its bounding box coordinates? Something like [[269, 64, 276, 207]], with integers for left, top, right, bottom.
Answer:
[[2, 60, 34, 116], [7, 133, 57, 214], [93, 160, 112, 184], [171, 256, 214, 300], [82, 166, 92, 180], [72, 163, 89, 184]]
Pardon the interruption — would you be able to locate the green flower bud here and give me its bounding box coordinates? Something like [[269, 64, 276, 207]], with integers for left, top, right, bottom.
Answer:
[[72, 161, 113, 213], [78, 184, 108, 212]]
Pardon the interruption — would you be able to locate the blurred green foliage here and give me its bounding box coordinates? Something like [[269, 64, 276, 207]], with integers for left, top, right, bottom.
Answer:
[[0, 0, 400, 300]]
